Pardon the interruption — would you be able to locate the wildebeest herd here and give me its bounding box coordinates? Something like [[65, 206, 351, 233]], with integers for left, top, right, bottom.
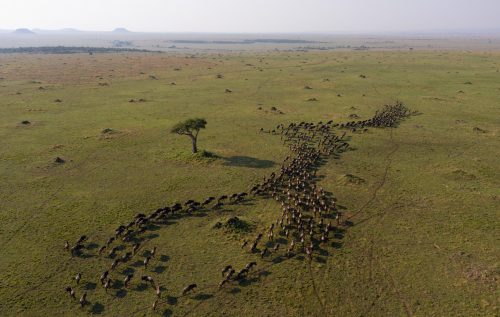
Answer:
[[63, 102, 413, 313]]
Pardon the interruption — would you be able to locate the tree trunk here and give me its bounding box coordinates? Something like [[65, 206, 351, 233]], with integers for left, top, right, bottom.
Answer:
[[190, 135, 198, 153]]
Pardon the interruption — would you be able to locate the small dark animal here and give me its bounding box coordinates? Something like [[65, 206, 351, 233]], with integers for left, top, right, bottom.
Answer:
[[99, 271, 109, 285], [75, 273, 81, 284], [222, 265, 233, 276], [124, 274, 133, 287], [245, 262, 257, 270], [182, 284, 197, 295], [65, 286, 76, 299], [76, 235, 87, 245], [79, 293, 87, 308], [104, 279, 111, 292], [98, 246, 106, 255]]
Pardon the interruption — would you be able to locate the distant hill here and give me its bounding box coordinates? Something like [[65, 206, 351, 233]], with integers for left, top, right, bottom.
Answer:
[[32, 28, 83, 35], [112, 28, 131, 33], [12, 28, 35, 35]]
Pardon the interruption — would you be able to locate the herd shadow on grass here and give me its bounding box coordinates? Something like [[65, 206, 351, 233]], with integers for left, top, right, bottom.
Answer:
[[222, 155, 276, 168]]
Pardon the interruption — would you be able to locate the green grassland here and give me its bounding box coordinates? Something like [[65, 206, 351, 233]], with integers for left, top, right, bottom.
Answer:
[[0, 50, 499, 316]]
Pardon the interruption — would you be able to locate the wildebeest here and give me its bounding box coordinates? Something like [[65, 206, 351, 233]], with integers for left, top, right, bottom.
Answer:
[[182, 283, 197, 295], [99, 271, 108, 285], [124, 274, 133, 287], [75, 273, 81, 284], [66, 286, 76, 299], [79, 293, 87, 307], [222, 265, 233, 276]]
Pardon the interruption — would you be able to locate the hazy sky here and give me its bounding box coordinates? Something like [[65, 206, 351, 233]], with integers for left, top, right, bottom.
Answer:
[[1, 0, 499, 33]]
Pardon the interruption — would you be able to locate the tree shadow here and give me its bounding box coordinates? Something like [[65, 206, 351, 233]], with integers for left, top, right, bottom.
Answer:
[[222, 156, 276, 169]]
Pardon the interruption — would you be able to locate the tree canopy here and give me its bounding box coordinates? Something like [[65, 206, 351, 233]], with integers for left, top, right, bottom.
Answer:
[[170, 118, 207, 153], [170, 118, 207, 136]]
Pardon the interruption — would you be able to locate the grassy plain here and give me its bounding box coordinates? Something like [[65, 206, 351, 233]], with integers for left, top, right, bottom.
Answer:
[[0, 50, 499, 316]]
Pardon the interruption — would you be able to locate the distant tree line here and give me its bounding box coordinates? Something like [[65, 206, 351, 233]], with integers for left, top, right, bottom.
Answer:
[[171, 39, 320, 45], [0, 46, 161, 54]]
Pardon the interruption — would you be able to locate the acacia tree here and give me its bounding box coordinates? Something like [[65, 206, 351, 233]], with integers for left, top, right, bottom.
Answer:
[[170, 118, 207, 153]]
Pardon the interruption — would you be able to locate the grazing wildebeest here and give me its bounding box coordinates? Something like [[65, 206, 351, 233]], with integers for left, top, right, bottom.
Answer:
[[76, 235, 87, 245], [106, 237, 115, 246], [104, 279, 111, 292], [182, 284, 197, 295], [245, 262, 257, 270], [212, 202, 224, 210], [66, 286, 76, 299], [132, 243, 140, 255], [70, 244, 84, 257], [111, 259, 120, 270], [121, 252, 132, 263], [235, 268, 249, 280], [98, 246, 106, 255], [99, 271, 108, 285], [75, 273, 81, 284], [79, 293, 87, 308], [143, 256, 151, 268], [250, 241, 258, 252], [108, 247, 118, 258], [152, 299, 159, 311], [225, 269, 235, 280], [124, 274, 133, 287], [202, 197, 215, 206], [156, 285, 161, 298], [222, 265, 233, 276], [273, 243, 280, 252], [218, 279, 227, 289], [141, 275, 155, 287]]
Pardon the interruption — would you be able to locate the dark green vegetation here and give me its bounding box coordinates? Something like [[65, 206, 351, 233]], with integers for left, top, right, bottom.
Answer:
[[0, 50, 499, 316]]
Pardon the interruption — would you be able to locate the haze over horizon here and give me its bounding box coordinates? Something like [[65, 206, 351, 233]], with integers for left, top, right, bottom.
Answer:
[[1, 0, 499, 34]]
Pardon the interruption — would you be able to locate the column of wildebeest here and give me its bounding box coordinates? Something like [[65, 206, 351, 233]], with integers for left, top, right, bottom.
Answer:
[[62, 102, 415, 313]]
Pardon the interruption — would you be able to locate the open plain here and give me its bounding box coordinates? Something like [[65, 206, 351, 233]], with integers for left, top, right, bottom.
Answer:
[[0, 48, 499, 316]]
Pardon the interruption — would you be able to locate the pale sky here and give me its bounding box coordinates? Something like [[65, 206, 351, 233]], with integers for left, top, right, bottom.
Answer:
[[1, 0, 499, 33]]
